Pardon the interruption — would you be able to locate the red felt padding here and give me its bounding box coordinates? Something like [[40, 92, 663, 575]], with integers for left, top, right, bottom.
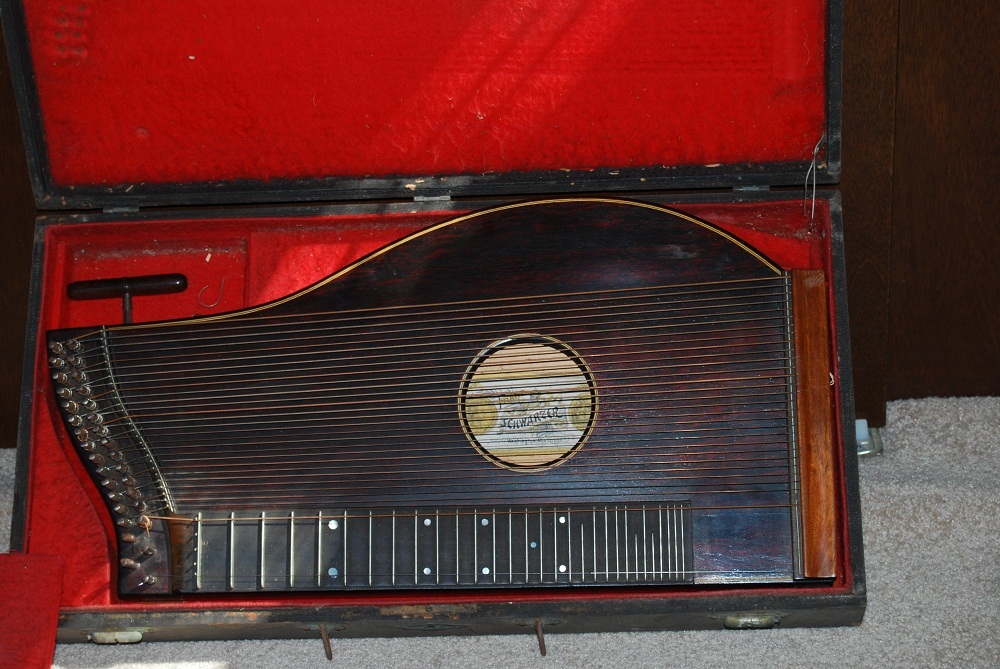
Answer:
[[19, 199, 836, 611], [20, 0, 827, 187], [0, 553, 63, 669]]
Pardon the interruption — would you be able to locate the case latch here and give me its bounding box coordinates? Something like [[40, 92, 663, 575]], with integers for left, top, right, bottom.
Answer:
[[88, 629, 144, 644], [719, 612, 784, 629]]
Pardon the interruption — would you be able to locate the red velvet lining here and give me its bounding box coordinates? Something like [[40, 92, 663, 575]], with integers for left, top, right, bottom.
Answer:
[[21, 1, 827, 187], [19, 199, 842, 612], [0, 554, 62, 668]]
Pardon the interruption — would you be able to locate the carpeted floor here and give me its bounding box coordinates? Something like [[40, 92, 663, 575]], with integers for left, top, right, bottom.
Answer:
[[3, 397, 998, 668]]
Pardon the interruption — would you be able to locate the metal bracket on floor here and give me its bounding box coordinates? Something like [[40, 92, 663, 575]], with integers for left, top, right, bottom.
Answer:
[[534, 618, 547, 656], [318, 624, 333, 661], [856, 419, 884, 456]]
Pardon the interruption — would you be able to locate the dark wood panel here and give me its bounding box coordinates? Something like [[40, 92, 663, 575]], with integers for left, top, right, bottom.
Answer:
[[840, 0, 898, 426], [793, 270, 838, 579], [888, 2, 1000, 399], [0, 26, 36, 443]]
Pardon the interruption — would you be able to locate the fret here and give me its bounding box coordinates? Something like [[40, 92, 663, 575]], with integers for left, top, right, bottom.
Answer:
[[315, 514, 322, 587], [508, 508, 513, 585], [524, 509, 529, 582], [678, 505, 686, 580], [615, 509, 627, 580], [196, 511, 204, 590], [622, 507, 629, 581], [175, 504, 693, 593], [604, 507, 611, 581], [642, 510, 648, 579], [658, 507, 664, 581], [674, 505, 682, 580], [289, 511, 296, 588], [673, 506, 680, 579], [258, 511, 264, 590], [228, 511, 235, 590]]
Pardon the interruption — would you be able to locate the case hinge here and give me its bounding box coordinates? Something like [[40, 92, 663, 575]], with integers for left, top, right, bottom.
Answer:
[[103, 206, 140, 214], [733, 185, 770, 193], [413, 195, 451, 202]]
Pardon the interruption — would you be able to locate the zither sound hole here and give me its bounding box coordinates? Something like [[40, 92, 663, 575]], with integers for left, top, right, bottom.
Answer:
[[459, 335, 597, 470]]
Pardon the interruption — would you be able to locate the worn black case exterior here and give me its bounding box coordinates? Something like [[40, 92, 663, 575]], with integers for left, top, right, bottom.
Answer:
[[13, 192, 864, 641]]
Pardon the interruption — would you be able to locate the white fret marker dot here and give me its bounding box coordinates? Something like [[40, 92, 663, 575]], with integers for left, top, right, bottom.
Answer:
[[482, 567, 490, 575], [328, 567, 338, 577], [559, 516, 566, 524], [423, 567, 431, 575], [423, 518, 432, 526], [481, 518, 489, 526], [559, 565, 567, 573], [530, 541, 537, 549], [328, 520, 338, 530]]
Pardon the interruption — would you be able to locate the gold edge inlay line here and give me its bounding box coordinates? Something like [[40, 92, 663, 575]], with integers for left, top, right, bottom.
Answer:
[[104, 198, 781, 333]]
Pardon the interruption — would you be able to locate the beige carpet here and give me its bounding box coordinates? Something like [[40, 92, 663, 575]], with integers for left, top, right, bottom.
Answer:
[[3, 397, 998, 668]]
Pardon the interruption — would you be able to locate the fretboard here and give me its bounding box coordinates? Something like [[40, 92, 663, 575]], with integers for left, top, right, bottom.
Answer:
[[175, 503, 693, 592]]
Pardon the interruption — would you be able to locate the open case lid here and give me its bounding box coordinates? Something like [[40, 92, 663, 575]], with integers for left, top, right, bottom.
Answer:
[[2, 0, 840, 210]]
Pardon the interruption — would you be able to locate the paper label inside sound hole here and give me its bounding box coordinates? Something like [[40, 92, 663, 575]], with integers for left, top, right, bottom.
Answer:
[[460, 337, 596, 469]]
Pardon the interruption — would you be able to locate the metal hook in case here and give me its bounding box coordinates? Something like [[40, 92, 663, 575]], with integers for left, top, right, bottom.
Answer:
[[803, 133, 826, 225], [197, 278, 226, 309]]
